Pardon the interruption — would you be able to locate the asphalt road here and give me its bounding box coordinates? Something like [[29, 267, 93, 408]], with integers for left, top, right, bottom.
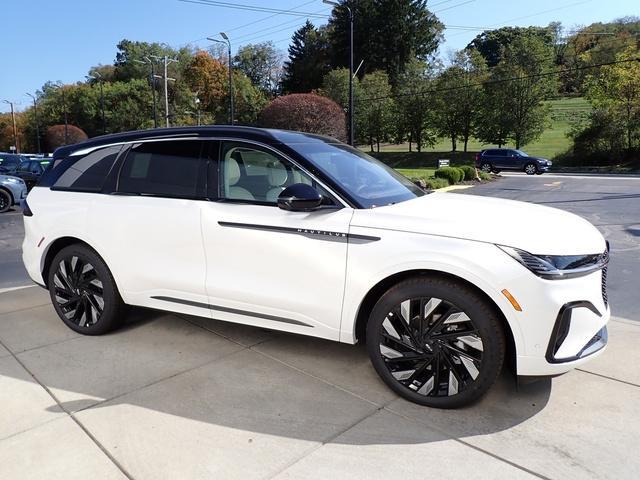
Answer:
[[462, 173, 640, 321], [1, 174, 638, 320]]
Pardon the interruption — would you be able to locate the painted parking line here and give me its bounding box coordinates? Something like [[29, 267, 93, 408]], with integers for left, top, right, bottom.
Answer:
[[0, 285, 37, 295], [502, 173, 640, 180]]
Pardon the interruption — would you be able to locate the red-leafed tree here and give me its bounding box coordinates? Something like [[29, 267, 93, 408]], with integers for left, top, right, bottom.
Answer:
[[258, 93, 346, 141], [45, 125, 88, 150]]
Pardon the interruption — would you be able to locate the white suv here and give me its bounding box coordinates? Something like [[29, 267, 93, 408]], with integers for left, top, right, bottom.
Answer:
[[22, 127, 610, 408]]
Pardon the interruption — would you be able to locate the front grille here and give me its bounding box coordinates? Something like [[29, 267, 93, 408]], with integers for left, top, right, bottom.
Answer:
[[602, 265, 608, 307]]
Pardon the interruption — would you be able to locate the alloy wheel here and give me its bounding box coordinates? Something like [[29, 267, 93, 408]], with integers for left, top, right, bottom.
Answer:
[[525, 164, 537, 175], [480, 163, 492, 173], [53, 255, 105, 327], [378, 297, 483, 398]]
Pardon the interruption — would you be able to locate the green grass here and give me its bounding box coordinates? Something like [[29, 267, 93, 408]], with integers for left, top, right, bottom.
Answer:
[[366, 97, 592, 161], [396, 168, 436, 179]]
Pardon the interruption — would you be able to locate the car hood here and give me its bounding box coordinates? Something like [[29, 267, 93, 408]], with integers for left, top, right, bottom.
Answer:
[[351, 192, 605, 255]]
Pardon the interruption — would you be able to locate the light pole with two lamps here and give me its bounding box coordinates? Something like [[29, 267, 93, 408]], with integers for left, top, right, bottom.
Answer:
[[207, 33, 234, 125]]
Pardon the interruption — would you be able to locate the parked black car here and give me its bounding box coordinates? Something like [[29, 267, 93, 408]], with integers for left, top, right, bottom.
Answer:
[[475, 149, 552, 175], [0, 153, 29, 175], [15, 158, 51, 190]]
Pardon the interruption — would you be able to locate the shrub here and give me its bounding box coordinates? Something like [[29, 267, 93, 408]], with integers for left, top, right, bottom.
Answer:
[[408, 177, 449, 191], [454, 167, 466, 181], [460, 165, 477, 181], [45, 125, 88, 150], [478, 171, 491, 181], [434, 166, 463, 184], [258, 93, 346, 141]]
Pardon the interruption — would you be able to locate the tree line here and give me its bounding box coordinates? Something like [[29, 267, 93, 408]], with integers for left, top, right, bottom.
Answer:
[[0, 0, 638, 165]]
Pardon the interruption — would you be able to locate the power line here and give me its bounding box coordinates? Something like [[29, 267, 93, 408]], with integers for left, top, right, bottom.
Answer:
[[358, 57, 640, 103], [178, 0, 330, 19]]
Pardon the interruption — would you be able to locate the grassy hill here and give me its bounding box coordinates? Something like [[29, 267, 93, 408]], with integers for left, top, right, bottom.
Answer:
[[367, 97, 591, 163]]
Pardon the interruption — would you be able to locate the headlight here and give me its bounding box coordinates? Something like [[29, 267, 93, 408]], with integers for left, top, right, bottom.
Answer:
[[498, 245, 608, 279], [4, 177, 23, 184]]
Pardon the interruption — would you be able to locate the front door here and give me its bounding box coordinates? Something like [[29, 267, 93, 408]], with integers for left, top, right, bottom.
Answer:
[[201, 140, 353, 340]]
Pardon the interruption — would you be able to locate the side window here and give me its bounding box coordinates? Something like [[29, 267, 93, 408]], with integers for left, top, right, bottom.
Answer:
[[219, 142, 334, 205], [53, 146, 122, 192], [18, 162, 31, 172], [118, 141, 203, 198], [30, 162, 43, 174]]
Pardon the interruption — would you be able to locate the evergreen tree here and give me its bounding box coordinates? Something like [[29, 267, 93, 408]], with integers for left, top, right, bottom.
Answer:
[[281, 21, 331, 94]]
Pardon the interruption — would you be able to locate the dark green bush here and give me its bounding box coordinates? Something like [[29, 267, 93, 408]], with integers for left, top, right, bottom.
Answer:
[[454, 167, 466, 181], [460, 165, 477, 181], [423, 178, 450, 190], [434, 166, 463, 185]]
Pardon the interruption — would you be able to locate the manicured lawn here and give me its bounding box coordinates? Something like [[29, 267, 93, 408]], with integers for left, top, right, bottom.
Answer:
[[367, 97, 591, 161], [396, 168, 436, 179]]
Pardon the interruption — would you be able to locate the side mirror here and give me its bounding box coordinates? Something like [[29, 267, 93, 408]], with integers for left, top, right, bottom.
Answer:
[[277, 183, 323, 211]]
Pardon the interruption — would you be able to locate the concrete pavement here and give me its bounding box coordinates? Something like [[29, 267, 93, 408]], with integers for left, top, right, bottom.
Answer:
[[0, 285, 639, 480]]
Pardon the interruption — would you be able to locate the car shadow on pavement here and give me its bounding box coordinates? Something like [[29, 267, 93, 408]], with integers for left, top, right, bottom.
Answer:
[[0, 305, 553, 447]]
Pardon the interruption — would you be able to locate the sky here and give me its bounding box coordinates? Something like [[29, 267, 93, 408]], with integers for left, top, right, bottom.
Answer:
[[1, 0, 637, 112]]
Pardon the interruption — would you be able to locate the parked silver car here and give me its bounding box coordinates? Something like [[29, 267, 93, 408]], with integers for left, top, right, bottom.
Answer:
[[0, 174, 28, 213]]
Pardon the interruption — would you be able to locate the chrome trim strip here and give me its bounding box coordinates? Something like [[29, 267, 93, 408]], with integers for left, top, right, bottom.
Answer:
[[218, 221, 380, 242], [151, 295, 314, 327]]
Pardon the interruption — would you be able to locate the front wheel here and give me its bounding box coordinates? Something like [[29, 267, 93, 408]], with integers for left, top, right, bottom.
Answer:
[[48, 244, 126, 335], [480, 163, 492, 173], [0, 189, 11, 213], [366, 276, 505, 408], [524, 163, 538, 175]]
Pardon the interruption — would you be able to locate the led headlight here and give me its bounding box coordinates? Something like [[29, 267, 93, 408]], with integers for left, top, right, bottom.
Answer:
[[498, 245, 607, 279]]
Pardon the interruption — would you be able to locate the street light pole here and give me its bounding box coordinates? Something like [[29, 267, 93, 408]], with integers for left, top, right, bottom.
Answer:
[[134, 57, 159, 128], [323, 0, 354, 145], [26, 93, 41, 154], [208, 33, 234, 125], [2, 100, 19, 153], [87, 72, 106, 134]]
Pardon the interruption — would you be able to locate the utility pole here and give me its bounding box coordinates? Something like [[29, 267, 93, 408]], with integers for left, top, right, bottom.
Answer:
[[195, 96, 201, 126], [87, 72, 106, 134], [134, 57, 159, 128], [26, 93, 41, 154], [150, 55, 177, 127], [2, 100, 19, 153], [208, 33, 234, 125], [323, 0, 354, 145]]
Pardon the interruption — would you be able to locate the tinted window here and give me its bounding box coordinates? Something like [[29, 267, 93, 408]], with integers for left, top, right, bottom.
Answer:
[[53, 146, 121, 192], [0, 155, 21, 171], [118, 141, 203, 198], [486, 150, 506, 157]]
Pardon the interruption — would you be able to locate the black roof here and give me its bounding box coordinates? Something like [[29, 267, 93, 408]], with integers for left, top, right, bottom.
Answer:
[[53, 126, 339, 158]]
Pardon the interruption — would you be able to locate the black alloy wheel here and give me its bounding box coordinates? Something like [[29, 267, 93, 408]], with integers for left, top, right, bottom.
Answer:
[[48, 244, 125, 335], [0, 189, 11, 213], [367, 277, 505, 408]]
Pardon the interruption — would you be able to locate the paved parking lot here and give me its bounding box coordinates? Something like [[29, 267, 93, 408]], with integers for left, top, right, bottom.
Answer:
[[1, 174, 639, 479]]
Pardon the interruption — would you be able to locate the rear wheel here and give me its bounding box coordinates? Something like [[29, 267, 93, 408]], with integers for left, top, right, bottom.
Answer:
[[480, 162, 492, 173], [524, 163, 538, 175], [48, 244, 125, 335], [366, 276, 505, 408], [0, 189, 12, 213]]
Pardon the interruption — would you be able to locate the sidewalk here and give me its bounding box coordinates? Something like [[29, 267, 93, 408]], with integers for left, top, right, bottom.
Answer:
[[1, 286, 639, 479]]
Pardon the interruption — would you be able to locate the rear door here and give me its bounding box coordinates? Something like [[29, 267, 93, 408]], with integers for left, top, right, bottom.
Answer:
[[89, 140, 210, 317]]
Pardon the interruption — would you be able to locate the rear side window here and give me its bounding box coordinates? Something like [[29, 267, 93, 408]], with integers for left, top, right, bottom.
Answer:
[[52, 146, 122, 192], [118, 141, 203, 198]]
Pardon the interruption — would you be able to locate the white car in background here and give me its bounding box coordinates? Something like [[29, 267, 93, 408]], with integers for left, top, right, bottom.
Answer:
[[0, 174, 28, 213], [22, 126, 610, 408]]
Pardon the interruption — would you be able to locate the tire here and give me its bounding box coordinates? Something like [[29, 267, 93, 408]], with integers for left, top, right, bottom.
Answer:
[[366, 276, 505, 409], [0, 189, 12, 213], [480, 162, 492, 173], [48, 244, 126, 335], [524, 163, 538, 175]]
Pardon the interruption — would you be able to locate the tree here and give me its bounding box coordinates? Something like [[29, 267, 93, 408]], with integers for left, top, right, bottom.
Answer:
[[184, 51, 228, 115], [585, 46, 640, 152], [466, 26, 555, 68], [476, 35, 555, 149], [357, 71, 394, 151], [281, 21, 331, 94], [232, 72, 268, 125], [259, 94, 346, 141], [234, 42, 284, 97], [327, 0, 443, 84], [394, 60, 436, 152], [45, 125, 88, 150], [320, 68, 354, 109]]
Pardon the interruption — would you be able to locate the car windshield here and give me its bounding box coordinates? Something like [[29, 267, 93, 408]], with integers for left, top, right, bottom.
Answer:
[[288, 142, 425, 208], [0, 156, 20, 171], [515, 150, 528, 157]]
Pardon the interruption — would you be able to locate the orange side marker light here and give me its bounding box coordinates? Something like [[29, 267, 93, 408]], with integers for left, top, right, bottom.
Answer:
[[501, 289, 522, 312]]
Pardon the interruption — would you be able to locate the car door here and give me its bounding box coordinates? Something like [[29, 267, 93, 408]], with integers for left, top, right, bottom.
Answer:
[[88, 140, 210, 317], [200, 140, 353, 340]]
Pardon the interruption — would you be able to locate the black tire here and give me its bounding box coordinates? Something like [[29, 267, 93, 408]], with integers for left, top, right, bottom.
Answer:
[[366, 276, 505, 409], [524, 162, 538, 175], [48, 244, 126, 335], [480, 162, 492, 174], [0, 189, 12, 213]]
